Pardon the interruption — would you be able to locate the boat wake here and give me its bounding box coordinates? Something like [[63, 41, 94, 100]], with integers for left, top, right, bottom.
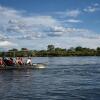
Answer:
[[32, 63, 48, 69]]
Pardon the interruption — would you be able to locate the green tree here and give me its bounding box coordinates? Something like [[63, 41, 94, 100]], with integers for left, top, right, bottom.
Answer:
[[96, 47, 100, 56], [21, 48, 28, 51], [9, 48, 18, 52], [47, 45, 55, 51], [75, 46, 83, 51]]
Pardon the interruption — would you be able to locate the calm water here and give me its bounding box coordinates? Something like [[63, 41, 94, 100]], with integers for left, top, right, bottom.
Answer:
[[0, 57, 100, 100]]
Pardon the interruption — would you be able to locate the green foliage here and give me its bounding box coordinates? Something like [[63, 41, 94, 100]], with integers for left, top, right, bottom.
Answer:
[[21, 48, 28, 51], [9, 48, 18, 52], [96, 47, 100, 56], [0, 45, 100, 57], [47, 45, 55, 51]]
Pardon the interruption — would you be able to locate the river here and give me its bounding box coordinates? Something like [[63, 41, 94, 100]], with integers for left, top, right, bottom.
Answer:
[[0, 57, 100, 100]]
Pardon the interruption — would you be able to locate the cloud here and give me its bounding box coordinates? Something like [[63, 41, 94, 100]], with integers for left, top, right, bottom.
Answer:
[[0, 40, 18, 48], [0, 5, 100, 49], [44, 27, 100, 42], [0, 32, 7, 41], [66, 9, 81, 17], [94, 3, 99, 6], [83, 3, 100, 12], [0, 5, 64, 40], [64, 28, 100, 39], [63, 37, 100, 49], [66, 19, 82, 23], [55, 9, 81, 18]]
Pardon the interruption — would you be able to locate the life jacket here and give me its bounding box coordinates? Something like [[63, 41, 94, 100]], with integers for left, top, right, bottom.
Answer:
[[3, 59, 14, 66], [8, 60, 13, 65]]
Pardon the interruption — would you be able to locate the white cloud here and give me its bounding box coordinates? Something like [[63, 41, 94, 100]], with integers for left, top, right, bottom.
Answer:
[[64, 28, 100, 39], [0, 5, 63, 40], [66, 19, 82, 23], [84, 7, 97, 12], [83, 3, 100, 12], [0, 41, 18, 48], [0, 5, 100, 49], [64, 37, 100, 49], [30, 36, 100, 49], [0, 32, 7, 41], [94, 3, 99, 6], [55, 9, 81, 18], [66, 10, 81, 17], [45, 27, 100, 40]]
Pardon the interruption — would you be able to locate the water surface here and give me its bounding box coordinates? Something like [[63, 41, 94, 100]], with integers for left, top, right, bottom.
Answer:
[[0, 57, 100, 100]]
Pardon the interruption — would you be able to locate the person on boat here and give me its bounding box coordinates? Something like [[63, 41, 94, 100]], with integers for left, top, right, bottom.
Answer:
[[3, 57, 14, 66], [15, 57, 23, 65], [3, 57, 9, 66], [13, 57, 16, 64], [20, 57, 24, 65], [2, 57, 7, 65], [26, 57, 32, 65], [15, 57, 18, 64], [0, 58, 3, 65], [9, 58, 14, 65]]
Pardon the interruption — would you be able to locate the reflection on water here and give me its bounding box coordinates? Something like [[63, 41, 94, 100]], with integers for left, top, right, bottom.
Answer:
[[0, 57, 100, 100]]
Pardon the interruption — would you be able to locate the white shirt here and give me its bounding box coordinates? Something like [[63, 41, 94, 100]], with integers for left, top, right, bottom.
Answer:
[[26, 59, 31, 64]]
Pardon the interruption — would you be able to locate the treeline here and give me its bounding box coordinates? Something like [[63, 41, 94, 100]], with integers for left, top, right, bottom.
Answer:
[[0, 45, 100, 57]]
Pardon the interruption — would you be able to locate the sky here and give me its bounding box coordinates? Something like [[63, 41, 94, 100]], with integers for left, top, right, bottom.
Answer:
[[0, 0, 100, 50]]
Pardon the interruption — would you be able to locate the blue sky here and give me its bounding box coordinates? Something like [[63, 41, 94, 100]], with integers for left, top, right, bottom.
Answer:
[[0, 0, 100, 50]]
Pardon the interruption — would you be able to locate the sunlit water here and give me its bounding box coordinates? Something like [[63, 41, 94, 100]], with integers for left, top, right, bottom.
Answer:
[[0, 57, 100, 100]]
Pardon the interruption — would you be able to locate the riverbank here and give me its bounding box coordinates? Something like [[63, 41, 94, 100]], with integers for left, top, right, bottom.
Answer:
[[0, 45, 100, 57]]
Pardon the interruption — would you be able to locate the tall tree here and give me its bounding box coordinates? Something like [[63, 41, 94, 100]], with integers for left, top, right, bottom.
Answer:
[[47, 45, 55, 51]]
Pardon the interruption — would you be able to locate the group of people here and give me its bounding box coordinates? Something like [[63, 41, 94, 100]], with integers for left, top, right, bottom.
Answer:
[[0, 57, 32, 66]]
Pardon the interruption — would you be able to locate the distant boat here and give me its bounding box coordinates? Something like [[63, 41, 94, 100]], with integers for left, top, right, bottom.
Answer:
[[0, 63, 47, 70]]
